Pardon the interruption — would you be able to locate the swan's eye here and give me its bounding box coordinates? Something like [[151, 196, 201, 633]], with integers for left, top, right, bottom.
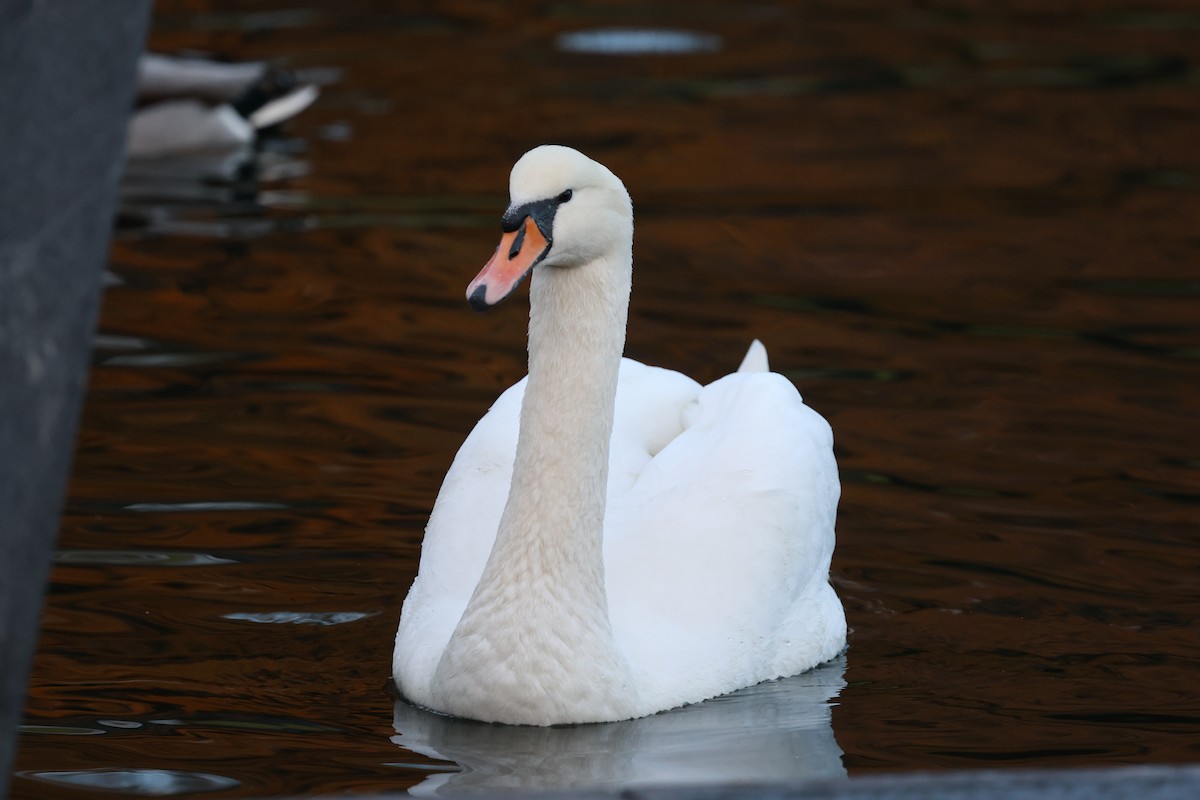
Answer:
[[556, 189, 573, 204]]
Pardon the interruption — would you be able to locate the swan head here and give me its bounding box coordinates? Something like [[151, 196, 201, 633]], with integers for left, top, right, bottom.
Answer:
[[467, 145, 632, 311]]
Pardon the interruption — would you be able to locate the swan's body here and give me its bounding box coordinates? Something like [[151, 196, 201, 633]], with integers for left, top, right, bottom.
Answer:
[[393, 146, 845, 725]]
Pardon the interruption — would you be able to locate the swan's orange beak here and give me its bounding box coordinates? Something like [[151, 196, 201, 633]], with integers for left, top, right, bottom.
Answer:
[[466, 216, 551, 311]]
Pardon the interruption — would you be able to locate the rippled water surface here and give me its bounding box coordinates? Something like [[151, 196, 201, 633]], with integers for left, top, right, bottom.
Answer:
[[14, 0, 1200, 796]]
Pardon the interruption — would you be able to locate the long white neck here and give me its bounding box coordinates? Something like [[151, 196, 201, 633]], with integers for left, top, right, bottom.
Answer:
[[431, 243, 640, 725], [506, 252, 630, 593]]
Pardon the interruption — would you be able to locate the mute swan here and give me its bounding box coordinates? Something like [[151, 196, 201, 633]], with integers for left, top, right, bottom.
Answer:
[[393, 145, 845, 725]]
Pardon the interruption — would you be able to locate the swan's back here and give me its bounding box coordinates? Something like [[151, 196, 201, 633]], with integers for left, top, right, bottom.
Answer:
[[605, 362, 842, 711]]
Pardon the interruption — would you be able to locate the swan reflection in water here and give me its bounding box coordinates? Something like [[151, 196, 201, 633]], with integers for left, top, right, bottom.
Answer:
[[391, 656, 846, 794]]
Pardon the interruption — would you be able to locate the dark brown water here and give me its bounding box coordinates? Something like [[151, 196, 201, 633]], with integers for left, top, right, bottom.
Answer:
[[14, 0, 1200, 796]]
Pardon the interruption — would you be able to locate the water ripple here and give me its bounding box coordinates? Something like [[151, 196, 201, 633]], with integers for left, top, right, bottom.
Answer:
[[18, 725, 106, 736], [18, 769, 239, 795], [125, 501, 289, 513], [223, 611, 377, 626], [557, 29, 721, 56], [54, 550, 237, 567]]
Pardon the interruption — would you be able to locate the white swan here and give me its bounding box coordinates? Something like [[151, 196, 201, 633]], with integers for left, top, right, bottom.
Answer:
[[393, 145, 845, 725]]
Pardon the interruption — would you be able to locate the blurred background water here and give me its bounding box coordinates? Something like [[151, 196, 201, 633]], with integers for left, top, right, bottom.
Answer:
[[12, 0, 1200, 797]]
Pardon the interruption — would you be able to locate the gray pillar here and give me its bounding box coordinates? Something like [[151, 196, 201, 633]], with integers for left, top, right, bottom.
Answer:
[[0, 2, 150, 796]]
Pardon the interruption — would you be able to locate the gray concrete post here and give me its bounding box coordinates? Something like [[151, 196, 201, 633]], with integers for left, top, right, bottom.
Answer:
[[0, 2, 150, 797]]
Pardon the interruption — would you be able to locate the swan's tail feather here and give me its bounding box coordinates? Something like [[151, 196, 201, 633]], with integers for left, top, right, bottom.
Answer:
[[737, 339, 769, 373]]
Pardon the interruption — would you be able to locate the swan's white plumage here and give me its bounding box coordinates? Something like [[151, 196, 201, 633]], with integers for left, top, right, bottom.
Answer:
[[393, 146, 845, 725]]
